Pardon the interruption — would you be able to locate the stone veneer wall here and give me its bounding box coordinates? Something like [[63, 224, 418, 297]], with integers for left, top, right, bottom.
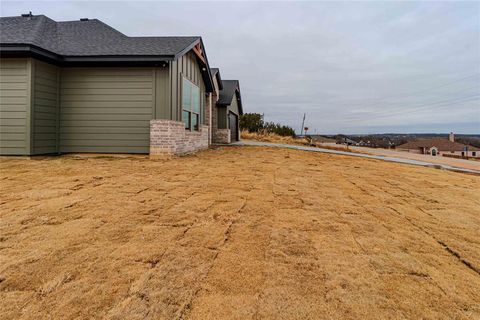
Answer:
[[213, 129, 231, 144], [150, 120, 209, 157]]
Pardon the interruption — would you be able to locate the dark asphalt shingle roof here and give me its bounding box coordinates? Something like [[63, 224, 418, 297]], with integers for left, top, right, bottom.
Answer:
[[217, 80, 243, 115], [0, 15, 199, 57], [218, 80, 239, 105]]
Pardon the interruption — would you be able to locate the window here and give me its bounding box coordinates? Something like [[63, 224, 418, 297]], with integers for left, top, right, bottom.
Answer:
[[182, 110, 190, 130], [182, 78, 200, 130], [473, 152, 476, 156]]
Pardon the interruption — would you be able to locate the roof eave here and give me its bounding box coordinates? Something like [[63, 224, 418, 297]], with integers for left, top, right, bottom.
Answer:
[[216, 71, 223, 90], [0, 43, 61, 62], [233, 83, 243, 115], [63, 55, 175, 62], [1, 43, 176, 64]]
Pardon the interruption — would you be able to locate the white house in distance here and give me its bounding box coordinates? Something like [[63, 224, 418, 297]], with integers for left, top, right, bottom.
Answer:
[[396, 133, 479, 158]]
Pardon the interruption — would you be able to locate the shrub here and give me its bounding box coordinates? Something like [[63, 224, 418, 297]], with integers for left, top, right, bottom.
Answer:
[[240, 113, 264, 133]]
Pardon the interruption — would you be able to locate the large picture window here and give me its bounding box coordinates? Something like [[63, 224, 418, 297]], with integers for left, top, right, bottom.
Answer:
[[182, 78, 200, 130]]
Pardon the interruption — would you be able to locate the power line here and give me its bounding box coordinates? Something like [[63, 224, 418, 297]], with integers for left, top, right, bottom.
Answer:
[[340, 94, 480, 123], [346, 85, 480, 118], [318, 73, 480, 107], [349, 74, 480, 113]]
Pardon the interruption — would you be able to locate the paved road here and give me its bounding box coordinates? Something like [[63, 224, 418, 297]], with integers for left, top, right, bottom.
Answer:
[[316, 142, 480, 171], [231, 140, 480, 175]]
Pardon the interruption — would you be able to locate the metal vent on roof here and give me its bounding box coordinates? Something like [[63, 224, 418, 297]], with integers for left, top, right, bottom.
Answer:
[[80, 18, 89, 21], [21, 12, 33, 18]]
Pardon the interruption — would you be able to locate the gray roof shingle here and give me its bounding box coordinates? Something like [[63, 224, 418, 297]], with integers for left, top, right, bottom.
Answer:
[[218, 80, 243, 115], [0, 14, 199, 57], [218, 80, 239, 105]]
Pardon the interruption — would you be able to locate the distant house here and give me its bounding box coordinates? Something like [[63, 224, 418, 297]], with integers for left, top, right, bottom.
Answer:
[[0, 13, 243, 157], [210, 77, 243, 143], [396, 133, 479, 158], [338, 138, 358, 146]]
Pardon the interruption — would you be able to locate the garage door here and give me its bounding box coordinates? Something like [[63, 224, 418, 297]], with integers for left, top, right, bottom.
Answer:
[[229, 112, 238, 142], [59, 68, 154, 153]]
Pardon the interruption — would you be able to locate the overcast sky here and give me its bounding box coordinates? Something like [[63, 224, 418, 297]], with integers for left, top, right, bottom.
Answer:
[[2, 1, 479, 134]]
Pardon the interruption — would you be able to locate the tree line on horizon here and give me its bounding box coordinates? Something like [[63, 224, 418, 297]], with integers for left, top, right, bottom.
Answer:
[[240, 113, 296, 137]]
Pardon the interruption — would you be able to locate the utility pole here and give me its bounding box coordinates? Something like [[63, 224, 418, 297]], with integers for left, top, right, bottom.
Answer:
[[300, 113, 306, 136]]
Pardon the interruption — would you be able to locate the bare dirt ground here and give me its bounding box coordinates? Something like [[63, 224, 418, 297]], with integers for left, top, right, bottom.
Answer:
[[316, 142, 480, 171], [1, 146, 479, 320]]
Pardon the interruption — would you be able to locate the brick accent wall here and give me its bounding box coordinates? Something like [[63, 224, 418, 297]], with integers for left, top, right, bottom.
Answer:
[[213, 129, 231, 144], [150, 120, 209, 157]]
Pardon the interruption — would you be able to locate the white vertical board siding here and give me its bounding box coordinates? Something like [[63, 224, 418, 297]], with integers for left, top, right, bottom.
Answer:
[[59, 68, 155, 153]]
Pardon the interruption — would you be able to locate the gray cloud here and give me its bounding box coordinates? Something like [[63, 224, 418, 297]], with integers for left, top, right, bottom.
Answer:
[[2, 1, 479, 133]]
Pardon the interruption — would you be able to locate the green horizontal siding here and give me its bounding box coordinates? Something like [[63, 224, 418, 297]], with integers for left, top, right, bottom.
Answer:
[[59, 126, 148, 134], [0, 58, 30, 155], [59, 146, 148, 153], [60, 120, 149, 127], [61, 107, 153, 115], [59, 67, 155, 153], [33, 60, 59, 155]]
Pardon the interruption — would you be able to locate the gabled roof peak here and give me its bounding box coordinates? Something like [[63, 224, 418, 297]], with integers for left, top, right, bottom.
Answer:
[[218, 79, 243, 115]]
